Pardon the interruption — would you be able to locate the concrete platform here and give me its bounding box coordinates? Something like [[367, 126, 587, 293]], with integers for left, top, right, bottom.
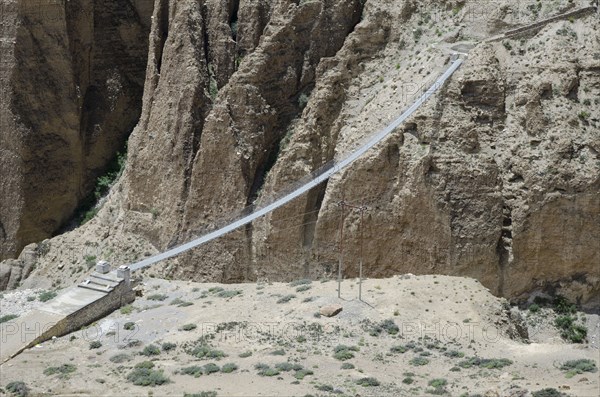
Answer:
[[1, 270, 134, 363]]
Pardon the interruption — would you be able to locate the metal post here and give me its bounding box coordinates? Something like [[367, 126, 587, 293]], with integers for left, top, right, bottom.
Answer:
[[337, 198, 345, 298], [358, 206, 364, 301]]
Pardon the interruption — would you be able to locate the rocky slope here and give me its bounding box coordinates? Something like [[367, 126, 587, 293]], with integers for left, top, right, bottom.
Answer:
[[0, 0, 153, 260], [1, 0, 598, 308]]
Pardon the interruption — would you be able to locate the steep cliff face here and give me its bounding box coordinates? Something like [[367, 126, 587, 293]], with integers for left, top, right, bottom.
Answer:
[[0, 0, 153, 261], [1, 0, 598, 307]]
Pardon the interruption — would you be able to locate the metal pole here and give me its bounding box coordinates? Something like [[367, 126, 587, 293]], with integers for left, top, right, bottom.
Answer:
[[337, 199, 345, 298], [358, 206, 364, 301]]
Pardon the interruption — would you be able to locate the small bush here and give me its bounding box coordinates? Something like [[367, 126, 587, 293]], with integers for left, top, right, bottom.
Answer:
[[409, 357, 429, 366], [124, 322, 136, 330], [296, 285, 312, 292], [333, 345, 359, 361], [356, 377, 380, 387], [184, 392, 217, 397], [217, 290, 242, 298], [238, 351, 252, 358], [270, 349, 286, 356], [162, 342, 177, 351], [43, 364, 76, 377], [390, 345, 409, 354], [458, 357, 512, 369], [220, 363, 238, 373], [341, 363, 355, 369], [89, 341, 102, 350], [294, 368, 314, 380], [189, 345, 226, 360], [181, 365, 203, 377], [0, 314, 19, 323], [180, 323, 198, 331], [120, 305, 133, 314], [532, 388, 565, 397], [140, 344, 161, 356], [126, 362, 170, 386], [203, 363, 220, 375], [6, 381, 29, 397], [560, 359, 597, 378], [255, 363, 280, 377], [290, 279, 312, 287], [109, 353, 131, 363], [528, 303, 540, 313], [277, 294, 296, 304], [402, 377, 414, 384], [147, 293, 168, 301], [38, 291, 57, 302]]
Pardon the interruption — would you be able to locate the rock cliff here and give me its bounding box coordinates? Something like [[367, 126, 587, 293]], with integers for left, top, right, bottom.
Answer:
[[1, 0, 598, 308]]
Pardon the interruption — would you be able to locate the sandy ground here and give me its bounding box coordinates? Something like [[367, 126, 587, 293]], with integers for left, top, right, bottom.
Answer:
[[0, 275, 598, 397]]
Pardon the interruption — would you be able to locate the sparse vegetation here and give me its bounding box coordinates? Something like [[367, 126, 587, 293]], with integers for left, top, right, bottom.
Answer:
[[333, 345, 359, 361], [120, 305, 133, 314], [0, 314, 19, 323], [189, 345, 227, 360], [181, 365, 204, 377], [124, 322, 136, 330], [409, 357, 430, 366], [126, 361, 170, 386], [6, 381, 29, 397], [532, 388, 566, 397], [277, 294, 296, 304], [239, 351, 252, 358], [140, 344, 161, 356], [147, 293, 168, 301], [38, 290, 57, 302], [89, 341, 102, 350], [356, 377, 380, 387], [560, 359, 597, 378], [427, 378, 448, 395], [43, 364, 76, 378], [162, 342, 177, 351], [109, 353, 131, 363], [220, 363, 238, 373], [458, 357, 512, 369], [180, 323, 198, 331]]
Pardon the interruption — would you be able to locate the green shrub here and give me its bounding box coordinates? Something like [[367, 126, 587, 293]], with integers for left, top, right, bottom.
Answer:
[[528, 304, 540, 313], [89, 341, 102, 349], [126, 362, 169, 386], [356, 377, 380, 387], [255, 363, 280, 377], [402, 377, 414, 384], [124, 322, 136, 330], [180, 323, 198, 331], [181, 365, 203, 377], [390, 345, 409, 353], [38, 291, 57, 302], [203, 363, 220, 375], [458, 357, 512, 369], [532, 388, 565, 397], [147, 294, 168, 301], [162, 342, 177, 351], [0, 314, 19, 323], [6, 381, 29, 397], [238, 351, 252, 358], [220, 363, 238, 373], [140, 344, 161, 356], [277, 294, 296, 304], [270, 349, 286, 356], [43, 364, 76, 378], [120, 305, 133, 314], [208, 287, 224, 293], [555, 315, 587, 343], [341, 363, 355, 369], [294, 368, 313, 380], [561, 359, 597, 378], [189, 345, 226, 360], [184, 392, 217, 397], [217, 290, 242, 298], [333, 345, 359, 361], [109, 353, 131, 363], [296, 285, 312, 292], [409, 357, 429, 366]]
